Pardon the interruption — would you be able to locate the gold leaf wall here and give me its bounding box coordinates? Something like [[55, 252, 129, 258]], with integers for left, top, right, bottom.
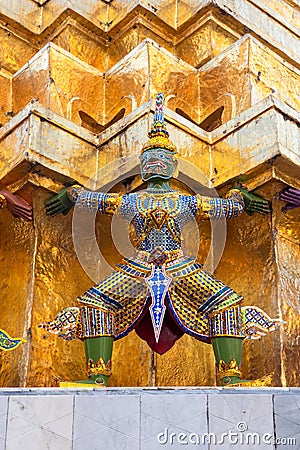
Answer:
[[0, 0, 299, 387]]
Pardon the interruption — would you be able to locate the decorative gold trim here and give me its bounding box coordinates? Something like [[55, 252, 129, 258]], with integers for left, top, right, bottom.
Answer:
[[87, 357, 112, 377], [141, 135, 177, 154], [196, 195, 211, 219], [225, 188, 242, 196], [223, 373, 274, 388], [216, 359, 241, 384], [104, 194, 122, 214], [217, 359, 274, 387], [209, 333, 243, 338], [66, 185, 83, 202]]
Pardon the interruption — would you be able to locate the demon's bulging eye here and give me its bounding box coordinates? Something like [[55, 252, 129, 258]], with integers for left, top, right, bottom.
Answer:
[[158, 152, 165, 159]]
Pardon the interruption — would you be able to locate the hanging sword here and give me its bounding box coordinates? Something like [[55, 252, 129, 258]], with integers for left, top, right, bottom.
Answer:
[[145, 265, 172, 343]]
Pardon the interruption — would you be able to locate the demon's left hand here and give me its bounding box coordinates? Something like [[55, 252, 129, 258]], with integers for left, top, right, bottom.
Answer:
[[232, 186, 270, 215], [45, 187, 74, 216]]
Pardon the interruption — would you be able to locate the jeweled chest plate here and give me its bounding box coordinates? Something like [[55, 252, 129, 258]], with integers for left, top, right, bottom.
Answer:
[[136, 193, 182, 218], [134, 193, 183, 246]]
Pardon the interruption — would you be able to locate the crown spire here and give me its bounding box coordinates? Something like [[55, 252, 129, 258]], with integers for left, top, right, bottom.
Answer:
[[148, 92, 169, 139], [141, 93, 177, 154]]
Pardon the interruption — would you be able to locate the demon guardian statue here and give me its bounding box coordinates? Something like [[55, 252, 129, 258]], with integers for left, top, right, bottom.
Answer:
[[41, 93, 282, 387]]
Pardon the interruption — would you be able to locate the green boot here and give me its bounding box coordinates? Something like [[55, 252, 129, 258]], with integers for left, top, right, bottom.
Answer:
[[60, 336, 114, 388], [212, 337, 272, 387]]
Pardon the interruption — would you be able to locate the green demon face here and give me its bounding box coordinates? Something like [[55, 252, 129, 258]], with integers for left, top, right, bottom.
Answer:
[[140, 148, 177, 182]]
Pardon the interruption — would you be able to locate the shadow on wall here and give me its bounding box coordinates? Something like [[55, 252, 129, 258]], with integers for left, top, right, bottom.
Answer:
[[79, 108, 126, 133], [176, 106, 224, 132]]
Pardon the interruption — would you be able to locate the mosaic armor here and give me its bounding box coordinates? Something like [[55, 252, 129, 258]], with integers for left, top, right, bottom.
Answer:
[[42, 186, 280, 354]]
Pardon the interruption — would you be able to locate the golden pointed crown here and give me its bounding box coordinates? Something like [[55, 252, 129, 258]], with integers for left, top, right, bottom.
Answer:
[[141, 93, 177, 154]]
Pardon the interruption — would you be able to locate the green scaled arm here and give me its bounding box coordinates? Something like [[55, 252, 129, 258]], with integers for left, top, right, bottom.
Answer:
[[45, 186, 76, 216], [233, 185, 270, 215]]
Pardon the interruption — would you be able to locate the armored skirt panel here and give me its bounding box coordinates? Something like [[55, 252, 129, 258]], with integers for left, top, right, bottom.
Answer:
[[43, 256, 243, 353]]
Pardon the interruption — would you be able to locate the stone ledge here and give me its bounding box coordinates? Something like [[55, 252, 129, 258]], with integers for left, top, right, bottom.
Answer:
[[0, 386, 299, 395], [1, 95, 300, 191], [0, 388, 299, 449]]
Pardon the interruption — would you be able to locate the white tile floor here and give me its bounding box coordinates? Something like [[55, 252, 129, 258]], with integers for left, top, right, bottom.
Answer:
[[0, 388, 298, 449], [6, 395, 73, 450]]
